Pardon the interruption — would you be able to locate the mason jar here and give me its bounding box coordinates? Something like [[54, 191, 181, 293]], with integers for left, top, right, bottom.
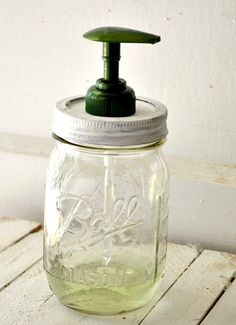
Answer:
[[44, 96, 169, 315]]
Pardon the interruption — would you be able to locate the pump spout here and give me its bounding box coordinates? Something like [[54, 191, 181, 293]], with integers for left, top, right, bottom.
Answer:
[[83, 27, 160, 117], [103, 43, 120, 82]]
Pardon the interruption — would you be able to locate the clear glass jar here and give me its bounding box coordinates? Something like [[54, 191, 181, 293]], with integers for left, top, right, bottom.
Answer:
[[44, 139, 169, 315]]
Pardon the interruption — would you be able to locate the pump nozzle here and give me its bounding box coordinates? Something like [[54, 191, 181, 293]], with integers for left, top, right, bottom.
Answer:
[[83, 27, 160, 117]]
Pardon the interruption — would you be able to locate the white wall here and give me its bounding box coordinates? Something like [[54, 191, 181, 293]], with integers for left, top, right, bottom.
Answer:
[[0, 1, 236, 251], [1, 0, 236, 163]]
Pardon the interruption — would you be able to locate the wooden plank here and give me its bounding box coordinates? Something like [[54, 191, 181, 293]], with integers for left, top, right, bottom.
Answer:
[[0, 216, 40, 252], [0, 230, 43, 290], [0, 133, 53, 158], [142, 249, 236, 325], [28, 295, 88, 325], [168, 157, 236, 188], [27, 243, 200, 325], [2, 153, 236, 254], [0, 260, 53, 325], [201, 279, 236, 325], [1, 133, 236, 188], [169, 177, 236, 254]]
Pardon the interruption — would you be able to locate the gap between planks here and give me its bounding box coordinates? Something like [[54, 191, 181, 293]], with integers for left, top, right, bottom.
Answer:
[[197, 287, 229, 325], [0, 216, 41, 253], [2, 217, 236, 325], [0, 231, 43, 291], [200, 276, 236, 325], [137, 247, 203, 325], [0, 243, 199, 325], [141, 249, 236, 325], [198, 266, 236, 324]]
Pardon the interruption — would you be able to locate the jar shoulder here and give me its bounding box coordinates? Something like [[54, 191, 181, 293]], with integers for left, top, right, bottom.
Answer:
[[47, 143, 170, 183]]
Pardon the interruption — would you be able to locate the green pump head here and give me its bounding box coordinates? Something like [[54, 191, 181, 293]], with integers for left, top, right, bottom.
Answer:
[[83, 27, 160, 117]]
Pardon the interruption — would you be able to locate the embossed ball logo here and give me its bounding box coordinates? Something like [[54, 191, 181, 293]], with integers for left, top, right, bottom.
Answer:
[[56, 193, 142, 248]]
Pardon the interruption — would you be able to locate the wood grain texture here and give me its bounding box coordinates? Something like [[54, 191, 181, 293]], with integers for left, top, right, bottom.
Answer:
[[168, 157, 236, 188], [25, 244, 200, 325], [0, 230, 43, 290], [0, 260, 52, 325], [142, 249, 236, 325], [0, 216, 40, 252], [1, 216, 236, 325], [1, 134, 236, 188], [201, 279, 236, 325], [169, 177, 236, 254]]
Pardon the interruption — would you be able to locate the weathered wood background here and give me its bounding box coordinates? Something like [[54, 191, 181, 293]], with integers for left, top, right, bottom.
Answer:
[[1, 216, 236, 325]]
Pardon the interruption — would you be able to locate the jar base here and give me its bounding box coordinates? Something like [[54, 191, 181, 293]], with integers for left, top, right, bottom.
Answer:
[[46, 269, 163, 316], [59, 298, 148, 316]]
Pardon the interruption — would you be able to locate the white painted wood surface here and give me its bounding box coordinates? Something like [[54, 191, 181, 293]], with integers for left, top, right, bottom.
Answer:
[[1, 133, 236, 189], [0, 231, 43, 290], [0, 261, 52, 325], [1, 137, 236, 253], [201, 278, 236, 325], [27, 244, 200, 325], [0, 216, 40, 252], [1, 217, 236, 324], [142, 250, 236, 325], [169, 177, 236, 254]]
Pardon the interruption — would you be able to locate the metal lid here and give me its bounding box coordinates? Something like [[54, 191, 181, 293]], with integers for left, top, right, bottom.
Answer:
[[52, 96, 168, 147]]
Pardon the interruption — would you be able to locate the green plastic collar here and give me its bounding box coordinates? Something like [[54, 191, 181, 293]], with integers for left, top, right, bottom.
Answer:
[[83, 27, 160, 117]]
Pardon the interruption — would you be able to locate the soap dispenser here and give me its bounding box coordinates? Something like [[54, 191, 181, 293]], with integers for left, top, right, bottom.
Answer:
[[44, 26, 169, 315]]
